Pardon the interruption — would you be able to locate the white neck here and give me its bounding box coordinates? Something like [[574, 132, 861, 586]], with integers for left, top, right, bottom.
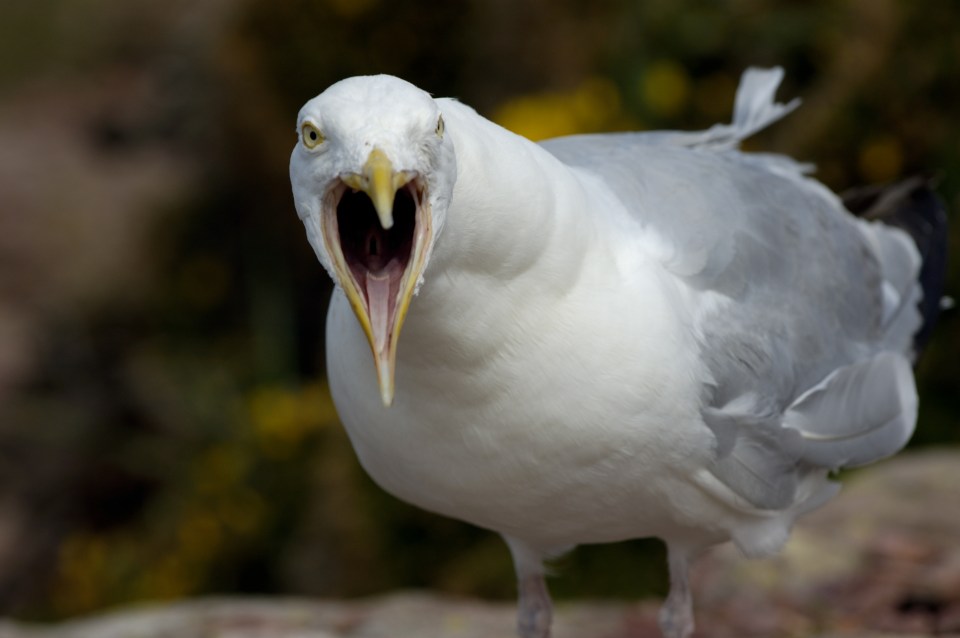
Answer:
[[396, 101, 609, 370], [425, 99, 597, 292]]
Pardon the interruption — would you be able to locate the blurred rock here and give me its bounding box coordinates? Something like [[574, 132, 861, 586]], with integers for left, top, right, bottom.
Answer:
[[0, 594, 689, 638], [0, 449, 956, 637], [695, 447, 960, 637]]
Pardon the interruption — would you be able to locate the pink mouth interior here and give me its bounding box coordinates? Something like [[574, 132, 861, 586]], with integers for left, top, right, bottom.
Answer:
[[336, 185, 417, 351]]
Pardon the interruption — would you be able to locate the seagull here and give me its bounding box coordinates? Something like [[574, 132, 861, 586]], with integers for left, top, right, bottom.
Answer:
[[288, 68, 947, 638]]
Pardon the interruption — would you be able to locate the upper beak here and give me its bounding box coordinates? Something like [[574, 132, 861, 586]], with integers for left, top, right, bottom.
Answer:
[[341, 147, 415, 230], [324, 148, 432, 407]]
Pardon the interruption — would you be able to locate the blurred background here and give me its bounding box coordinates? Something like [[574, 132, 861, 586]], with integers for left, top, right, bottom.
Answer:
[[0, 0, 957, 622]]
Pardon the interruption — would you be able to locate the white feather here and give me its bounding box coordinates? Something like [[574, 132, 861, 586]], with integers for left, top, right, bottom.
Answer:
[[785, 352, 918, 468]]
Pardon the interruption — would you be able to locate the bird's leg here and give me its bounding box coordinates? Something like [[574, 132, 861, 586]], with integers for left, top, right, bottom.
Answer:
[[504, 536, 554, 638], [516, 572, 553, 638], [658, 544, 695, 638]]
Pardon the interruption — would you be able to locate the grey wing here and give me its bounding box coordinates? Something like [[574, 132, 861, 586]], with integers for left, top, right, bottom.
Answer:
[[542, 68, 922, 511]]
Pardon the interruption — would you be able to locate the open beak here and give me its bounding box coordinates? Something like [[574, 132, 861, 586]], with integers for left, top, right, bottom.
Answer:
[[322, 147, 432, 407]]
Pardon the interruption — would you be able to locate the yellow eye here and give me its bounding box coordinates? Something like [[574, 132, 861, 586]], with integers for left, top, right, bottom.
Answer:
[[302, 122, 324, 149], [436, 115, 444, 138]]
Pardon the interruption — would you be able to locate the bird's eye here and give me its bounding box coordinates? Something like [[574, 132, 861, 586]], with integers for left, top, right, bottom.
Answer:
[[435, 115, 444, 139], [302, 122, 324, 149]]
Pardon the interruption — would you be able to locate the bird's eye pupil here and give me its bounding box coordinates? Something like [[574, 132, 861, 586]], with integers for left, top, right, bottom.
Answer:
[[309, 131, 317, 140]]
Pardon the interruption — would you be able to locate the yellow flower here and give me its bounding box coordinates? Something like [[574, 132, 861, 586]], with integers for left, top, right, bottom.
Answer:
[[641, 60, 691, 118], [858, 136, 903, 183], [178, 510, 223, 557], [248, 383, 335, 457], [495, 77, 625, 141]]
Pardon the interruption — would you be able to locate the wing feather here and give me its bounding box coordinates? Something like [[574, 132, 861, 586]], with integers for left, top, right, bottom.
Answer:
[[540, 67, 920, 512], [785, 352, 917, 468]]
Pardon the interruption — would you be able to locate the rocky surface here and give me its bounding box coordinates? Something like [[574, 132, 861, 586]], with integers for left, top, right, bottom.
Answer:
[[1, 449, 958, 638]]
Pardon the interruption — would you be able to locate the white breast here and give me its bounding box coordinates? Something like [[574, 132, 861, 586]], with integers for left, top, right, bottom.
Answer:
[[326, 251, 728, 549]]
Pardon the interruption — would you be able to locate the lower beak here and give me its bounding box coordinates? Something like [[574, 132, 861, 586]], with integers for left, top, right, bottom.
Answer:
[[323, 148, 431, 407]]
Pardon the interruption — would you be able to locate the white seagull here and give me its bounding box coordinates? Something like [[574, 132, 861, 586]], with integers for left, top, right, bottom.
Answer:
[[289, 68, 946, 638]]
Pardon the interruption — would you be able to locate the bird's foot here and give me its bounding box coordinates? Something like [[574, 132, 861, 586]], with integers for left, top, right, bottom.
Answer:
[[658, 545, 695, 638], [517, 573, 553, 638], [658, 594, 694, 638]]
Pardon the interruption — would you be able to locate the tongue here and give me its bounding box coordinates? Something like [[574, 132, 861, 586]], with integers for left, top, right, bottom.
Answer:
[[365, 270, 393, 353]]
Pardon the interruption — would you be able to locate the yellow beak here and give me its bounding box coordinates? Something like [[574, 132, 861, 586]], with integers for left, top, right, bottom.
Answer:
[[342, 147, 414, 230], [325, 148, 431, 407]]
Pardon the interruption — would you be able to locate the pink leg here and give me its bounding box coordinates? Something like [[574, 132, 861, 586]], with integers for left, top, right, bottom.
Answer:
[[504, 536, 555, 638], [658, 545, 695, 638], [517, 572, 553, 638]]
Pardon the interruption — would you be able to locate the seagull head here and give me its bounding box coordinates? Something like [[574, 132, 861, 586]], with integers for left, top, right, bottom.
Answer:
[[290, 75, 456, 407]]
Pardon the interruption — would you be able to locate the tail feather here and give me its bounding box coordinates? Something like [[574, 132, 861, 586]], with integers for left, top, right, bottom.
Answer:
[[843, 177, 949, 354], [686, 67, 801, 152]]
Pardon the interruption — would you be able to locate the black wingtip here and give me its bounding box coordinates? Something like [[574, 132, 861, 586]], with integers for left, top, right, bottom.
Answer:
[[842, 177, 949, 355]]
